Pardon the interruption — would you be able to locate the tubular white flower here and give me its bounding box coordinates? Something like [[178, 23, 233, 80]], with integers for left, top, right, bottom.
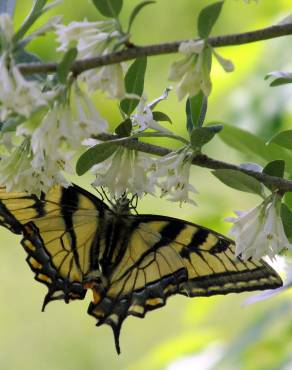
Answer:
[[131, 95, 172, 133], [55, 20, 125, 99], [85, 63, 125, 99], [169, 40, 211, 100], [55, 20, 119, 57], [0, 13, 14, 44], [91, 147, 156, 198], [226, 193, 292, 260], [18, 84, 108, 158], [0, 139, 70, 195], [0, 55, 51, 121], [155, 147, 198, 205]]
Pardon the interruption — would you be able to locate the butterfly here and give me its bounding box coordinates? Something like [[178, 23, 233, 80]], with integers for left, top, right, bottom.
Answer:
[[0, 184, 282, 353]]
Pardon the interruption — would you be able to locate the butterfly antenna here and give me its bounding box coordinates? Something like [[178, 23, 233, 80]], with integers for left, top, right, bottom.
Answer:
[[101, 186, 115, 208], [129, 193, 139, 214], [92, 185, 105, 201]]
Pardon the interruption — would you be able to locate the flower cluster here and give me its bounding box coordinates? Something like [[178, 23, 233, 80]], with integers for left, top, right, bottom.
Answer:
[[55, 20, 125, 98], [6, 83, 108, 194], [89, 141, 197, 205], [169, 40, 234, 100], [226, 193, 292, 261]]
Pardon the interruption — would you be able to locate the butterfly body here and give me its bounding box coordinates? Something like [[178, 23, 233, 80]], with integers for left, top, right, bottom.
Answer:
[[0, 184, 283, 353]]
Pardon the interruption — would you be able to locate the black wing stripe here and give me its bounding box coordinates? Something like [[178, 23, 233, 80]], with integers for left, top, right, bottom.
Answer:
[[60, 187, 80, 271], [89, 203, 104, 270]]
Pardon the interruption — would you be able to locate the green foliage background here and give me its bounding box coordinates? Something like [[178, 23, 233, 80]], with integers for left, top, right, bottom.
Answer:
[[1, 1, 292, 369]]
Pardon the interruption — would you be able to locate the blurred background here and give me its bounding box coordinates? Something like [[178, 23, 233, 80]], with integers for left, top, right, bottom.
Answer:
[[1, 0, 292, 369]]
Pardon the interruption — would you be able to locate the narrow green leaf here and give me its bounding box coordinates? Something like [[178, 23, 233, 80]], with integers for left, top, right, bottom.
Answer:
[[198, 1, 224, 39], [120, 56, 147, 116], [263, 160, 285, 178], [268, 130, 292, 150], [186, 99, 193, 135], [0, 0, 16, 16], [1, 116, 26, 132], [132, 131, 189, 144], [92, 0, 123, 18], [270, 78, 292, 87], [219, 124, 292, 177], [57, 47, 78, 84], [152, 111, 172, 123], [13, 0, 48, 42], [128, 1, 155, 31], [186, 92, 207, 135], [115, 118, 132, 137], [281, 203, 292, 240], [190, 125, 222, 149], [212, 169, 263, 195], [76, 142, 117, 176]]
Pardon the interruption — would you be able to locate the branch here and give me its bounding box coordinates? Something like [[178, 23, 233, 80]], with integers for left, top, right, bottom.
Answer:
[[95, 133, 292, 193], [18, 22, 292, 75]]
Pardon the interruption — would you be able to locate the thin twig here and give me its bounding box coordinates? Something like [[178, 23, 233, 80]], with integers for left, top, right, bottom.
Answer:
[[94, 133, 292, 193], [18, 23, 292, 75]]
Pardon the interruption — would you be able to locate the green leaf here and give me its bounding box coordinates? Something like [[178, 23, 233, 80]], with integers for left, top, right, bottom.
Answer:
[[92, 0, 123, 18], [13, 0, 48, 42], [212, 169, 264, 195], [263, 160, 285, 178], [284, 192, 292, 210], [76, 142, 118, 176], [270, 78, 292, 87], [13, 49, 45, 81], [265, 71, 292, 87], [1, 116, 26, 132], [0, 0, 16, 16], [281, 203, 292, 240], [120, 56, 147, 116], [152, 111, 172, 123], [190, 125, 222, 149], [198, 1, 224, 39], [219, 124, 292, 177], [57, 47, 78, 84], [186, 92, 207, 135], [128, 1, 155, 31], [115, 118, 132, 137], [268, 130, 292, 150]]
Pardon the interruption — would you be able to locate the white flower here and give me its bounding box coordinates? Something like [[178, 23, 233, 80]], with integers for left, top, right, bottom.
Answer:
[[0, 139, 70, 196], [154, 147, 198, 205], [131, 95, 172, 133], [55, 20, 119, 58], [91, 147, 156, 198], [226, 193, 292, 260], [169, 40, 211, 100], [170, 40, 234, 100], [0, 13, 14, 44], [0, 55, 51, 121], [85, 63, 125, 99], [18, 84, 108, 157], [55, 20, 125, 98]]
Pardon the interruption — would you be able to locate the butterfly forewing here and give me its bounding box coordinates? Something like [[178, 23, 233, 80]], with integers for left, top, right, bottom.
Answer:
[[0, 185, 283, 354]]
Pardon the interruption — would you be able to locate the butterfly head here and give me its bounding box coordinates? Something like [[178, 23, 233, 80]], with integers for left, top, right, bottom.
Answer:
[[111, 196, 131, 215]]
